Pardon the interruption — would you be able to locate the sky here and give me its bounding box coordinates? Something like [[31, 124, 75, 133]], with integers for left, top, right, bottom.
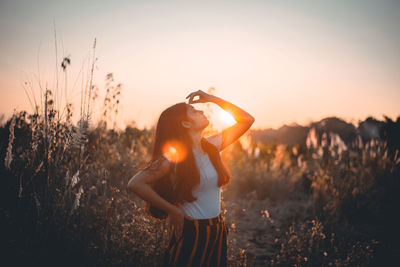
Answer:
[[0, 0, 399, 130]]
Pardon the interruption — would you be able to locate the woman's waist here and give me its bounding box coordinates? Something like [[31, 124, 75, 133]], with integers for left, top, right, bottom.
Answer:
[[183, 212, 224, 227], [179, 200, 220, 219]]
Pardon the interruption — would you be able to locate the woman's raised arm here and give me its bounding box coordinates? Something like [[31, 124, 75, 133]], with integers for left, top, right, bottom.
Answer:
[[211, 95, 255, 150], [186, 90, 255, 151]]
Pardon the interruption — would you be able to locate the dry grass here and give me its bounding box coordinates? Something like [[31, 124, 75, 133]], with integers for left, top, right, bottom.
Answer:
[[1, 38, 399, 266]]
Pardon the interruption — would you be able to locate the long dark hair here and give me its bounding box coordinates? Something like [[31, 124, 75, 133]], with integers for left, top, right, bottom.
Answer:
[[143, 102, 231, 220]]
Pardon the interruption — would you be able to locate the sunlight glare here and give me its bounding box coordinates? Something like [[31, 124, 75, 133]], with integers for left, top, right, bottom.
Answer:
[[218, 110, 236, 126]]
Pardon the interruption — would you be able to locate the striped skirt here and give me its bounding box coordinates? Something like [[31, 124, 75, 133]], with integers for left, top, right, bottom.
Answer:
[[163, 213, 229, 267]]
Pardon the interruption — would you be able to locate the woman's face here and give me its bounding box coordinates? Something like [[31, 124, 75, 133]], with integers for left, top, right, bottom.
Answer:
[[185, 104, 209, 130]]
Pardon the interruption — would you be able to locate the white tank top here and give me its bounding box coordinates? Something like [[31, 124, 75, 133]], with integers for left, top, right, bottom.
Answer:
[[174, 133, 223, 219]]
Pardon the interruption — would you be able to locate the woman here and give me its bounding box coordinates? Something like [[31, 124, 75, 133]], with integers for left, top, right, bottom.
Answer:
[[127, 90, 255, 267]]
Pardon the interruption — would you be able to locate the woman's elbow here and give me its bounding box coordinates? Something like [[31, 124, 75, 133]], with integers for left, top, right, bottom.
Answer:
[[249, 116, 255, 124], [245, 116, 255, 126], [126, 178, 139, 193]]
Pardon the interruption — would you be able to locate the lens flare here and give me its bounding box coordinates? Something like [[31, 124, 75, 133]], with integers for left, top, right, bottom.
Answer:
[[162, 140, 188, 163]]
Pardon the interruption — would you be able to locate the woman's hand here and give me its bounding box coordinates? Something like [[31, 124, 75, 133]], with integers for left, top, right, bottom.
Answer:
[[186, 90, 216, 104], [167, 205, 186, 240]]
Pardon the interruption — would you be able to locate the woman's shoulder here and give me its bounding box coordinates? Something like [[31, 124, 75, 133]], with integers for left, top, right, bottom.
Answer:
[[143, 155, 174, 175], [160, 153, 178, 173], [204, 132, 223, 151]]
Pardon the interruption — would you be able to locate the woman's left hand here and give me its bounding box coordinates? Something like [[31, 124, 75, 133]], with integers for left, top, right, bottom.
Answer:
[[186, 90, 215, 104]]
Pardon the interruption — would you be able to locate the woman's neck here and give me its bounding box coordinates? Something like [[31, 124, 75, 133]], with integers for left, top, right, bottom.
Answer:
[[188, 130, 206, 154]]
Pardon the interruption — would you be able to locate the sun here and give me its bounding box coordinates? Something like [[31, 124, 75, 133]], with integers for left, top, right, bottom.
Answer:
[[217, 110, 236, 126]]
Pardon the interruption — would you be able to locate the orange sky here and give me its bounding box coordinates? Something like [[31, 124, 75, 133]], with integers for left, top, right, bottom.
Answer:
[[1, 0, 399, 130]]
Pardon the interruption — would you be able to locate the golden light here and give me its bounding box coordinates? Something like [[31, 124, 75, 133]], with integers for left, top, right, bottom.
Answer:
[[162, 140, 188, 163], [217, 110, 236, 126]]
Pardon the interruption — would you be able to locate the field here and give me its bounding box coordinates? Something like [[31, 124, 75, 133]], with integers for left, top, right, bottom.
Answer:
[[1, 87, 399, 267]]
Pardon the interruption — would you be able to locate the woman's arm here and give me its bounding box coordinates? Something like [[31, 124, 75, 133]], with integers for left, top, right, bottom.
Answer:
[[211, 95, 255, 124], [127, 157, 186, 239], [211, 95, 255, 150], [126, 156, 177, 214], [187, 90, 255, 151]]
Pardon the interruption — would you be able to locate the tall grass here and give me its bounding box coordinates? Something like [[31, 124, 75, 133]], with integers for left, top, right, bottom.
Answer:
[[220, 124, 399, 266], [1, 36, 399, 266]]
